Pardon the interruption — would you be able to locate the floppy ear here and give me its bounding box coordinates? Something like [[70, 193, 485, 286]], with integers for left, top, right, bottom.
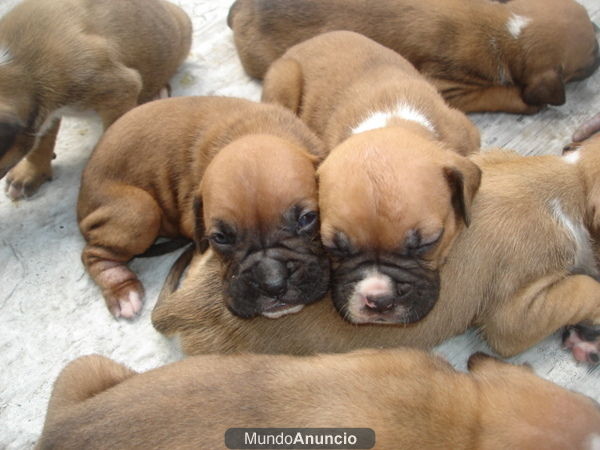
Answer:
[[522, 69, 565, 106], [261, 57, 304, 114], [443, 157, 482, 227], [193, 196, 208, 253]]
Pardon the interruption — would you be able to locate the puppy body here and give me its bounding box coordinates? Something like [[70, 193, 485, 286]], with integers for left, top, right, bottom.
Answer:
[[0, 0, 192, 199], [79, 96, 328, 319], [37, 351, 600, 449], [262, 31, 481, 325], [154, 137, 600, 361], [230, 0, 599, 114]]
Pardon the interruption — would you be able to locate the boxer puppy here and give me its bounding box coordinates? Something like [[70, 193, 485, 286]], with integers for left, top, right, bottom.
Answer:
[[0, 0, 192, 200], [36, 351, 600, 449], [262, 31, 481, 325], [228, 0, 600, 114], [153, 137, 600, 363], [78, 96, 329, 319]]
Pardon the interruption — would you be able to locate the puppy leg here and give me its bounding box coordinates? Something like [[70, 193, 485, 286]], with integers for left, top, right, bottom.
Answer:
[[261, 57, 304, 114], [5, 120, 60, 200], [80, 187, 162, 319], [482, 274, 600, 359], [434, 80, 542, 114], [93, 65, 142, 130], [563, 325, 600, 363]]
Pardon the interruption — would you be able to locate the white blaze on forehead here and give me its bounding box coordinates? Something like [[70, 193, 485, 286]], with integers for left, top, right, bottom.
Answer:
[[563, 150, 581, 165], [352, 103, 436, 135], [507, 14, 532, 39], [0, 46, 13, 66]]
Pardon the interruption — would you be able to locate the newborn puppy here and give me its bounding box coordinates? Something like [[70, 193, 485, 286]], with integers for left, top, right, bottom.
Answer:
[[37, 351, 600, 449], [0, 0, 192, 199], [262, 31, 481, 325], [78, 96, 329, 319], [154, 137, 600, 363], [229, 0, 599, 113]]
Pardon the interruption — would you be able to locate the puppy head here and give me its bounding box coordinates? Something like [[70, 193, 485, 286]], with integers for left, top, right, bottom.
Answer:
[[512, 0, 599, 106], [196, 134, 329, 319], [468, 353, 600, 449], [318, 128, 481, 324], [0, 61, 35, 178]]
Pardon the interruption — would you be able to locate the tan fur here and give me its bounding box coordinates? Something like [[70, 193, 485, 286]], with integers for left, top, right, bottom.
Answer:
[[230, 0, 599, 114], [0, 0, 192, 199], [78, 96, 325, 318], [153, 136, 600, 358], [37, 351, 600, 449], [261, 31, 481, 322]]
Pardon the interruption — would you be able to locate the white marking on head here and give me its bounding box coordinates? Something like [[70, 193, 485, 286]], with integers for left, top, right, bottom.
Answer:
[[507, 14, 532, 39], [586, 433, 600, 450], [346, 267, 395, 321], [563, 150, 581, 165], [261, 304, 304, 319], [352, 103, 436, 135], [549, 198, 597, 276], [0, 46, 13, 66]]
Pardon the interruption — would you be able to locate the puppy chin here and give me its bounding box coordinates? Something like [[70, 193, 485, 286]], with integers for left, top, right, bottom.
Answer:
[[333, 267, 439, 325], [261, 304, 304, 319]]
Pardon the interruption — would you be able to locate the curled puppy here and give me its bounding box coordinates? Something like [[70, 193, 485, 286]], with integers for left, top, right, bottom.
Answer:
[[0, 0, 192, 199], [229, 0, 599, 114], [37, 351, 600, 449], [78, 96, 329, 319], [154, 137, 600, 363], [262, 31, 481, 325]]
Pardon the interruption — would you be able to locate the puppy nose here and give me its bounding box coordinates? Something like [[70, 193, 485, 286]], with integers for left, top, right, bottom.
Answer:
[[364, 294, 395, 313], [253, 258, 288, 296]]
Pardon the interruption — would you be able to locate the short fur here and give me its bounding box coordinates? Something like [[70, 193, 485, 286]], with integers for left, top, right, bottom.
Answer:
[[262, 31, 481, 325], [154, 136, 600, 361], [37, 351, 600, 449], [78, 96, 329, 319], [229, 0, 600, 114], [0, 0, 192, 199]]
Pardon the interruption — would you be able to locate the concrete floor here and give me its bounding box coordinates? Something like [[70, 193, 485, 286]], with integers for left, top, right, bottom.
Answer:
[[1, 0, 599, 448]]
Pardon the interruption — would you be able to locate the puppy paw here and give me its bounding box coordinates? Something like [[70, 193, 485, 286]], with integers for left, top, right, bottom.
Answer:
[[94, 264, 145, 319], [153, 84, 171, 101], [563, 324, 600, 363], [5, 159, 52, 200]]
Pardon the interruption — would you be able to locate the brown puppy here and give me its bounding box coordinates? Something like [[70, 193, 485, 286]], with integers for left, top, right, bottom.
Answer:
[[78, 96, 329, 319], [229, 0, 600, 114], [0, 0, 192, 200], [36, 351, 600, 449], [153, 137, 600, 363], [262, 31, 481, 325]]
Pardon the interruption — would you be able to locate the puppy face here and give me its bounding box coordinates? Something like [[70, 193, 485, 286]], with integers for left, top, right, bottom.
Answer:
[[318, 129, 481, 324], [516, 0, 599, 106], [197, 134, 329, 319]]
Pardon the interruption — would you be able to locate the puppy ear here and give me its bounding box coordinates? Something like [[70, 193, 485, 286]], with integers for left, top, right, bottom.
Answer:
[[443, 157, 482, 227], [193, 196, 208, 253], [522, 69, 565, 106], [261, 57, 304, 114]]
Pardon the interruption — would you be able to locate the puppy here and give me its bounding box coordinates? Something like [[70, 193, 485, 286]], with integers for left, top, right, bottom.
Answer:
[[154, 137, 600, 363], [36, 351, 600, 449], [78, 96, 329, 319], [573, 112, 600, 143], [0, 0, 192, 200], [262, 31, 481, 325], [229, 0, 600, 114]]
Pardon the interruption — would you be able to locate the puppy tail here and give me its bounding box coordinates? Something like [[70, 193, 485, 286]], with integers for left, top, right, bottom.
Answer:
[[45, 355, 136, 411], [227, 0, 242, 28], [137, 237, 192, 258]]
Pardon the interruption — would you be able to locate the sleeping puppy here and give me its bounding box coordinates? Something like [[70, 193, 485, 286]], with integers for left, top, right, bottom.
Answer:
[[262, 31, 481, 325], [153, 137, 600, 363], [229, 0, 600, 114], [36, 351, 600, 449], [0, 0, 192, 200], [78, 96, 329, 319]]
